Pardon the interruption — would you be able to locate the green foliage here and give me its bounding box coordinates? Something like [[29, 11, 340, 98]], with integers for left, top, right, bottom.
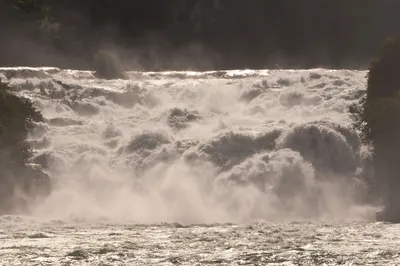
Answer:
[[0, 79, 49, 213], [13, 0, 50, 20], [13, 0, 42, 14], [12, 0, 60, 43]]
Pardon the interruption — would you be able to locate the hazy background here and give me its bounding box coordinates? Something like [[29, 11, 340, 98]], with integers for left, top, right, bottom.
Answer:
[[0, 0, 399, 70]]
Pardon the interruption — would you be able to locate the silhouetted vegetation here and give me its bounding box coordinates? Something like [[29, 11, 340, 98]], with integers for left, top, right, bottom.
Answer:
[[355, 37, 400, 222], [0, 79, 50, 213], [1, 0, 400, 70]]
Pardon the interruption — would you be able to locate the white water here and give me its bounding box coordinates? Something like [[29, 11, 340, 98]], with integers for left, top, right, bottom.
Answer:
[[0, 67, 376, 224], [2, 67, 396, 265]]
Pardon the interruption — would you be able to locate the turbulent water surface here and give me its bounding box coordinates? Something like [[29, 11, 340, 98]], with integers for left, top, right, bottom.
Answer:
[[0, 67, 395, 265]]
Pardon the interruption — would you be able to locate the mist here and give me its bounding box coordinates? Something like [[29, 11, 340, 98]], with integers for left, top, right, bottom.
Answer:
[[1, 0, 400, 70], [0, 67, 376, 224], [2, 2, 400, 266], [0, 0, 394, 224]]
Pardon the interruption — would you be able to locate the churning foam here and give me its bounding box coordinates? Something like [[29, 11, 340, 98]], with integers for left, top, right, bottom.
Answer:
[[1, 67, 377, 223]]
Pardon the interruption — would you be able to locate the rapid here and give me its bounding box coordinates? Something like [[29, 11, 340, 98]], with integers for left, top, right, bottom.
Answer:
[[0, 67, 393, 265]]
